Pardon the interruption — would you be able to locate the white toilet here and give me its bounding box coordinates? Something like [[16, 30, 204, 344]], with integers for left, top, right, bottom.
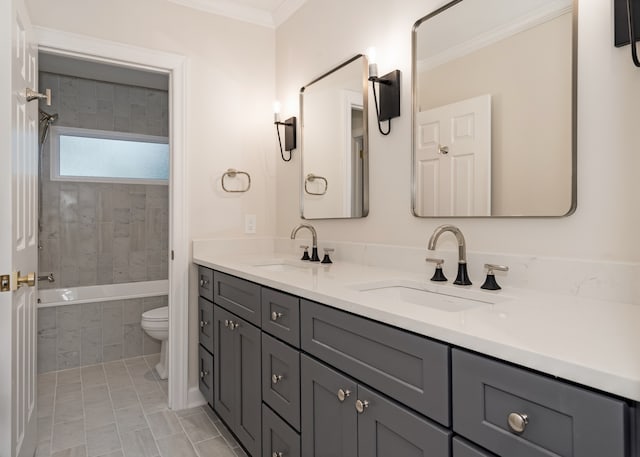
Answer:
[[141, 306, 169, 379]]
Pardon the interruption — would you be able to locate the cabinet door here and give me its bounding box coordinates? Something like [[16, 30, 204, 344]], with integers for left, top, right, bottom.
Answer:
[[198, 345, 214, 407], [301, 355, 357, 457], [452, 437, 497, 457], [198, 266, 214, 302], [357, 385, 451, 457], [262, 333, 300, 430], [199, 297, 214, 353], [234, 316, 262, 457], [213, 305, 235, 427], [214, 270, 261, 326], [261, 287, 300, 348], [262, 404, 301, 457]]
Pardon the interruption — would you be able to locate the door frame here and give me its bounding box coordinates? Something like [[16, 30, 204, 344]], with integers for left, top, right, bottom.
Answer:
[[34, 27, 190, 409]]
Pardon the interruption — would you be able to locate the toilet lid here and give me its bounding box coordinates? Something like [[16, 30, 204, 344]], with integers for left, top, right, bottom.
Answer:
[[142, 306, 168, 321]]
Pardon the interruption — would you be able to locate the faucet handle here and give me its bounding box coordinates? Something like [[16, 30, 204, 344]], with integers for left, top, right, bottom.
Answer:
[[481, 264, 509, 290], [299, 245, 311, 261], [426, 257, 447, 282], [321, 248, 334, 264]]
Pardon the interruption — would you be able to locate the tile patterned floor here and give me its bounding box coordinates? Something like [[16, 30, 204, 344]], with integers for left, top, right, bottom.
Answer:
[[37, 354, 246, 457]]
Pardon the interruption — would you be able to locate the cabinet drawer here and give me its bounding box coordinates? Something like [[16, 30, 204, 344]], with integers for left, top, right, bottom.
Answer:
[[301, 299, 450, 425], [262, 333, 301, 431], [214, 271, 261, 326], [262, 404, 301, 457], [198, 297, 214, 353], [452, 349, 629, 457], [198, 266, 214, 302], [261, 288, 300, 348], [453, 437, 497, 457], [198, 345, 213, 406]]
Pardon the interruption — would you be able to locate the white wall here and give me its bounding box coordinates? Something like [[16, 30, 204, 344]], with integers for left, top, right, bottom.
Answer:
[[26, 0, 277, 391], [276, 0, 640, 264]]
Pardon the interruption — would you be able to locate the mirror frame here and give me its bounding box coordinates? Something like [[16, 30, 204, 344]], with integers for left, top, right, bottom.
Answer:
[[299, 53, 370, 220], [411, 0, 578, 218]]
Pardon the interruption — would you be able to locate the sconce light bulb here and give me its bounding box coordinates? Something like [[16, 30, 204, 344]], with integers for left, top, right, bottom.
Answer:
[[366, 47, 379, 79], [273, 100, 281, 123]]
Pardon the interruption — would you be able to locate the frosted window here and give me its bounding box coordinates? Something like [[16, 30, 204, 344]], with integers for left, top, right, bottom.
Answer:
[[56, 132, 169, 182]]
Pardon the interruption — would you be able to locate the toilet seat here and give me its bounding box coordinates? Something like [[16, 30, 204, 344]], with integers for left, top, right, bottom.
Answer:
[[142, 306, 168, 322]]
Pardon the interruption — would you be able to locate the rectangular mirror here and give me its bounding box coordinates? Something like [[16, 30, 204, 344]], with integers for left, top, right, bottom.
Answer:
[[412, 0, 576, 217], [300, 54, 369, 219]]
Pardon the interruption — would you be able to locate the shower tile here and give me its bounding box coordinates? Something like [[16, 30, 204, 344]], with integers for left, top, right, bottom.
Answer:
[[114, 116, 130, 133], [130, 223, 146, 251], [114, 86, 131, 117], [146, 91, 162, 118], [58, 328, 81, 353], [78, 184, 98, 209], [112, 189, 131, 210], [130, 105, 148, 133], [38, 330, 58, 374], [57, 350, 81, 370], [98, 223, 114, 255], [129, 88, 147, 106], [98, 187, 114, 223], [81, 327, 103, 366], [113, 210, 131, 238], [81, 303, 103, 328], [102, 302, 123, 345], [57, 305, 82, 331], [60, 188, 79, 223], [123, 323, 143, 358], [113, 268, 131, 284], [123, 299, 143, 325], [102, 344, 123, 363], [78, 113, 98, 129], [96, 82, 115, 102], [130, 252, 147, 281], [39, 308, 57, 332], [97, 266, 114, 285], [59, 268, 80, 288], [76, 79, 97, 113], [142, 297, 164, 311]]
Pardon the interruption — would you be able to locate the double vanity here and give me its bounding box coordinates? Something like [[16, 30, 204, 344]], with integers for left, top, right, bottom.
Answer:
[[194, 242, 640, 457]]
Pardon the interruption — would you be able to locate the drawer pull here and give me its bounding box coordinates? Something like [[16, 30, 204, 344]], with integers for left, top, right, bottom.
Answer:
[[337, 388, 351, 402], [508, 412, 529, 433], [200, 370, 209, 379], [199, 278, 209, 287], [271, 311, 283, 321], [272, 452, 283, 457], [355, 399, 369, 414], [200, 320, 209, 329], [224, 319, 230, 328], [230, 321, 239, 330], [271, 374, 283, 384]]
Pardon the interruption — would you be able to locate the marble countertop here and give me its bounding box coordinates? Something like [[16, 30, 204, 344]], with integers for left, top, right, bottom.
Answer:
[[193, 252, 640, 402]]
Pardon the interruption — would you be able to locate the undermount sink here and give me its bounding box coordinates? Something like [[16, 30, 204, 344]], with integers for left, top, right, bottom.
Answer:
[[252, 259, 313, 272], [351, 280, 506, 312]]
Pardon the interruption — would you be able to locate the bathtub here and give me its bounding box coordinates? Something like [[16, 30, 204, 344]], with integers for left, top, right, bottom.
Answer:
[[38, 280, 169, 308]]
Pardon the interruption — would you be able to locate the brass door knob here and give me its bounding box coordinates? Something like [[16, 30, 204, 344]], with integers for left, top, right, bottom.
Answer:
[[16, 271, 36, 288]]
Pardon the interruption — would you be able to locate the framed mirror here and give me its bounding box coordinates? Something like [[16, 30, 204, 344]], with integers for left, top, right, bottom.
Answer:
[[300, 54, 369, 219], [412, 0, 576, 217]]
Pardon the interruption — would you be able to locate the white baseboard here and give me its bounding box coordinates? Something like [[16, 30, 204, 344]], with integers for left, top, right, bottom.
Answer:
[[187, 386, 206, 409]]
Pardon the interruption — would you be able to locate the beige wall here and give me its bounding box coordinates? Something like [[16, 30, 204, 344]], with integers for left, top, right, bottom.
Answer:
[[276, 0, 640, 263], [418, 13, 572, 216], [26, 0, 277, 392]]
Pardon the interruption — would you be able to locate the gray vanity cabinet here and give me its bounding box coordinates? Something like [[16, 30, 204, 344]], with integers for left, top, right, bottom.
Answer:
[[214, 270, 261, 326], [198, 267, 215, 407], [198, 297, 213, 353], [301, 354, 451, 457], [213, 304, 262, 457], [198, 345, 213, 406], [452, 349, 629, 457], [262, 404, 301, 457], [452, 437, 497, 457]]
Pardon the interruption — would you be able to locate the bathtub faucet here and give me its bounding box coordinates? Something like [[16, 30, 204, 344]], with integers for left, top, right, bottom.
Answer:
[[38, 273, 55, 283]]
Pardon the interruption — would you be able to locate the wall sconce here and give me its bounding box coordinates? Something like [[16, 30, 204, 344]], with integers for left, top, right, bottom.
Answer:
[[367, 47, 401, 136], [273, 101, 297, 162], [614, 0, 640, 67]]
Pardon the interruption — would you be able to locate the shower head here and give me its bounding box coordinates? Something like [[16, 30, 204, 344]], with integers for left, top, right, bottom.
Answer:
[[39, 109, 58, 124]]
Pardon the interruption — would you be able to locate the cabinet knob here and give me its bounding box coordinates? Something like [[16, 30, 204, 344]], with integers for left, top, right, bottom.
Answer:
[[271, 374, 283, 384], [200, 320, 209, 329], [272, 452, 283, 457], [230, 321, 239, 330], [199, 278, 209, 287], [271, 311, 283, 321], [355, 399, 369, 414], [200, 370, 209, 379], [224, 319, 230, 328], [337, 388, 351, 402], [507, 412, 528, 433]]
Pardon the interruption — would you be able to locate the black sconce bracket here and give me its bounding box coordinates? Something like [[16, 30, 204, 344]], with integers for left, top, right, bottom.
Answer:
[[275, 116, 297, 161], [614, 0, 640, 67], [369, 70, 401, 135]]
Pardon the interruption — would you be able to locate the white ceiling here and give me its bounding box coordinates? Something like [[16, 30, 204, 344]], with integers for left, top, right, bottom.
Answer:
[[167, 0, 307, 28]]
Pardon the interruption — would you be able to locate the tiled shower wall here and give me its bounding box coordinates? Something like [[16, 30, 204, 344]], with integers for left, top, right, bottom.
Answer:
[[38, 72, 169, 290], [38, 295, 168, 373]]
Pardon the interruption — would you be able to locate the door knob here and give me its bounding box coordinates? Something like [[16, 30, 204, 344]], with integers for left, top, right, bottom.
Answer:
[[15, 271, 36, 288]]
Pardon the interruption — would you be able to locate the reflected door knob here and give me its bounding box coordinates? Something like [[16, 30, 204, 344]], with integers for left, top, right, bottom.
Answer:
[[508, 412, 529, 433]]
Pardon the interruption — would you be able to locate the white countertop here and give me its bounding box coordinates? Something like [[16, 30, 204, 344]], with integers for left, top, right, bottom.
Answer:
[[193, 252, 640, 402]]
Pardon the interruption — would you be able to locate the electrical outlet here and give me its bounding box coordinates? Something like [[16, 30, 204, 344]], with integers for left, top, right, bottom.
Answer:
[[245, 214, 256, 234]]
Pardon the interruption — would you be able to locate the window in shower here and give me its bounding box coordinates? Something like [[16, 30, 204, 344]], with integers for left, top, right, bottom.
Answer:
[[50, 126, 169, 184]]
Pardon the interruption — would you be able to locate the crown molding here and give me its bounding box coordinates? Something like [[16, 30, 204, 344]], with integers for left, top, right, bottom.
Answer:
[[167, 0, 306, 28]]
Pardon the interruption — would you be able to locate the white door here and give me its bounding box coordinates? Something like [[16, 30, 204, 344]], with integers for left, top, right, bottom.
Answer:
[[0, 0, 39, 456], [415, 94, 491, 216]]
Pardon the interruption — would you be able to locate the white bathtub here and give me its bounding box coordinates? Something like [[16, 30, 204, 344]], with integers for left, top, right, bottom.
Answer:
[[38, 280, 169, 308]]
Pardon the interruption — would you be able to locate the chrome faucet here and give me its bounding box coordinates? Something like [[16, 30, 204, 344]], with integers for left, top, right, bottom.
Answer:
[[291, 223, 320, 261], [427, 224, 472, 286]]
